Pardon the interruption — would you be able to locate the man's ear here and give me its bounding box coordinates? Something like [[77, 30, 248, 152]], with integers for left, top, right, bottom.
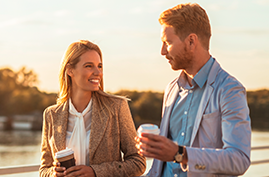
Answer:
[[187, 33, 197, 51]]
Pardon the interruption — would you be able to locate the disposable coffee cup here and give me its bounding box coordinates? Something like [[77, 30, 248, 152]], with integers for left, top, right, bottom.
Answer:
[[55, 148, 75, 169], [137, 124, 160, 137], [137, 124, 160, 161]]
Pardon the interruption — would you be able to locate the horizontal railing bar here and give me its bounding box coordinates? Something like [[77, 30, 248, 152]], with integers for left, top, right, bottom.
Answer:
[[251, 146, 269, 150], [0, 164, 39, 175], [251, 159, 269, 165], [0, 146, 268, 175]]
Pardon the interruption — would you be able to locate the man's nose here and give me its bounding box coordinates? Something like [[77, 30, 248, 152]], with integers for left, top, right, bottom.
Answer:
[[161, 43, 168, 56]]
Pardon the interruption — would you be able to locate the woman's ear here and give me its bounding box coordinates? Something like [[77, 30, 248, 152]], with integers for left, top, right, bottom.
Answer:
[[66, 64, 73, 77]]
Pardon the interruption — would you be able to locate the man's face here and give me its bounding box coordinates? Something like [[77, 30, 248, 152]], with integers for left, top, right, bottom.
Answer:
[[160, 25, 193, 71]]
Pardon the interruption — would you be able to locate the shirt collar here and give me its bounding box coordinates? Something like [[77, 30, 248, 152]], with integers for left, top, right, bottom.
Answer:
[[193, 56, 214, 88], [177, 56, 214, 89]]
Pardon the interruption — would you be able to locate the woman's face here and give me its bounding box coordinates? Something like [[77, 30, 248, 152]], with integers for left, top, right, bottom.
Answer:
[[68, 50, 103, 93]]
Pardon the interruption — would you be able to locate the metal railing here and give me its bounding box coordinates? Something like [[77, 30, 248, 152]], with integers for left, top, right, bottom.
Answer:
[[250, 145, 269, 165], [0, 164, 39, 175], [0, 146, 268, 175]]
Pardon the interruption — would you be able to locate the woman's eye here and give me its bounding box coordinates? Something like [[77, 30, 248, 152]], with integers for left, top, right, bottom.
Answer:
[[98, 65, 102, 69], [86, 65, 92, 68]]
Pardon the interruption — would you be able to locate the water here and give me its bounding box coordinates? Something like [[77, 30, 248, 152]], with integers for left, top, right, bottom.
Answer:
[[0, 130, 268, 177]]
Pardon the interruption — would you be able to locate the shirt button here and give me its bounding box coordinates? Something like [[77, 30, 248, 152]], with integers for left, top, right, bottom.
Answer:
[[189, 90, 193, 93], [181, 132, 185, 136], [184, 111, 187, 114]]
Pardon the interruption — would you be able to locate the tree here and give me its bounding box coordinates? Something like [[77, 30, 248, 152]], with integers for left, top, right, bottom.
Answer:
[[116, 90, 163, 128], [0, 67, 56, 116], [16, 67, 38, 88]]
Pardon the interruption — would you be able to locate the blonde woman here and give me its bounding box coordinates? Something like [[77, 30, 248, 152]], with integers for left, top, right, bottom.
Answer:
[[39, 40, 146, 177]]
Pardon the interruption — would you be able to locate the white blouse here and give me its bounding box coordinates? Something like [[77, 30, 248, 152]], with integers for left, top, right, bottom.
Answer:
[[66, 98, 92, 166]]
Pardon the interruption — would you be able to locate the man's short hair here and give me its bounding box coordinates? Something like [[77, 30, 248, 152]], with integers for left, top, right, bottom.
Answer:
[[159, 3, 211, 50]]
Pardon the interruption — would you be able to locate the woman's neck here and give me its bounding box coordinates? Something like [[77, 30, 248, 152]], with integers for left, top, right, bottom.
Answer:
[[70, 90, 92, 113]]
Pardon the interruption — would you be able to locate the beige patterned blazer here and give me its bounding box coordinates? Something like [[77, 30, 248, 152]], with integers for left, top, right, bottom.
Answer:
[[39, 93, 146, 177]]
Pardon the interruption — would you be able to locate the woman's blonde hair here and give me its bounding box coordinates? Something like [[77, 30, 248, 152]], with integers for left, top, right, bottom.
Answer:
[[57, 40, 127, 108], [57, 40, 104, 105], [159, 3, 211, 50]]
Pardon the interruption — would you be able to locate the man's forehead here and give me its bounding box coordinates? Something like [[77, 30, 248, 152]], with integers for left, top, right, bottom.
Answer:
[[161, 25, 176, 39]]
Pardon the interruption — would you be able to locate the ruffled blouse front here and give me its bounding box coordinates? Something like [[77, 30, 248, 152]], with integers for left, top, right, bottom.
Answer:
[[66, 98, 92, 166]]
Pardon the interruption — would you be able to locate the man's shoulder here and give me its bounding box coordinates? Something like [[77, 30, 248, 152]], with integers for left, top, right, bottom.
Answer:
[[209, 65, 246, 98], [216, 67, 244, 88]]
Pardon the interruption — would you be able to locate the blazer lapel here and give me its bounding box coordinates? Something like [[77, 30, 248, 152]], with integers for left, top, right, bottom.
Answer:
[[151, 77, 180, 177], [160, 79, 180, 137], [52, 101, 69, 151], [190, 60, 220, 146], [89, 94, 110, 162]]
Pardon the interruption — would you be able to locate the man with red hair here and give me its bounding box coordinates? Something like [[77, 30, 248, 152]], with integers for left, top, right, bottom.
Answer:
[[137, 3, 251, 177]]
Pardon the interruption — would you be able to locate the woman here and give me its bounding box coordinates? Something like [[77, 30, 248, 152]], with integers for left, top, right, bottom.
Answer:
[[39, 40, 146, 177]]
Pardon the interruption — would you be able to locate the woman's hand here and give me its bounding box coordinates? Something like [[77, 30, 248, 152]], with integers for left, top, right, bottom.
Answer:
[[53, 162, 66, 177], [64, 165, 96, 177]]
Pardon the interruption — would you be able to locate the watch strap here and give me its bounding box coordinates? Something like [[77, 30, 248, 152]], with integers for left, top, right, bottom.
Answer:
[[178, 145, 183, 154]]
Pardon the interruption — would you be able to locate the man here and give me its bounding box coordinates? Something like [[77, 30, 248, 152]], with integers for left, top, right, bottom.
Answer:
[[136, 3, 251, 177]]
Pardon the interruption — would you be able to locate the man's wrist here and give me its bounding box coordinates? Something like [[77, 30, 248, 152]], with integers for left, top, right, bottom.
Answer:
[[182, 146, 188, 164], [173, 145, 184, 163]]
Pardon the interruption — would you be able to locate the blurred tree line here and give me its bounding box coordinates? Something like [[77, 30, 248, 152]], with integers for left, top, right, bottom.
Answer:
[[0, 67, 57, 116], [114, 90, 163, 128], [0, 67, 269, 130], [247, 89, 269, 130]]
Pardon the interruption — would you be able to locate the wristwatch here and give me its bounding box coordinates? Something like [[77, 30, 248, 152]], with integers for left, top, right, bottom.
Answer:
[[174, 145, 184, 163]]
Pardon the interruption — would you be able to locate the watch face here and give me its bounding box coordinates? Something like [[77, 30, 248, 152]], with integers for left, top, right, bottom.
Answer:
[[175, 153, 183, 162]]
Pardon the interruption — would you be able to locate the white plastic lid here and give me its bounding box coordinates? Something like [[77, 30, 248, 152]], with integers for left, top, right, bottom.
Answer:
[[137, 124, 160, 135], [55, 148, 74, 159]]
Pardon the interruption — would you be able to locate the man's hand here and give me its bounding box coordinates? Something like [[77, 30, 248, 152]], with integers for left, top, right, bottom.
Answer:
[[64, 165, 96, 177], [135, 133, 178, 162]]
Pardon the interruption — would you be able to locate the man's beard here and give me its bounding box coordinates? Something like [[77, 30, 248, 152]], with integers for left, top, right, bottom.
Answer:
[[171, 46, 193, 71]]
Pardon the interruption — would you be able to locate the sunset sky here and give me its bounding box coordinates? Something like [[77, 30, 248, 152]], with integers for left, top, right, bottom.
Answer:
[[1, 0, 269, 93]]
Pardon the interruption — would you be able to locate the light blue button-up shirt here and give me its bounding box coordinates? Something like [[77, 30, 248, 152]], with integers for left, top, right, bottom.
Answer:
[[161, 57, 214, 177]]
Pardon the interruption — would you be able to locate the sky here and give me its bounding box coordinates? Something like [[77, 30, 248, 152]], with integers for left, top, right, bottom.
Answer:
[[1, 0, 269, 93]]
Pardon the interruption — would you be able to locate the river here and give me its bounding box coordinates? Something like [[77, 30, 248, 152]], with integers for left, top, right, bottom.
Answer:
[[0, 130, 268, 177]]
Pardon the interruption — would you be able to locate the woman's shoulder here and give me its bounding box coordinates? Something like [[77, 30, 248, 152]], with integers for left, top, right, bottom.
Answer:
[[44, 101, 68, 114], [104, 94, 128, 107], [94, 91, 129, 111]]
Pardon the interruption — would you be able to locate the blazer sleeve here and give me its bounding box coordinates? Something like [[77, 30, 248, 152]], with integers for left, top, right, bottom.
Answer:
[[90, 99, 146, 177], [184, 77, 251, 176], [39, 108, 54, 177]]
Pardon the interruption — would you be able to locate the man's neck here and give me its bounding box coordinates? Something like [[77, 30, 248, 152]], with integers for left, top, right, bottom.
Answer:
[[184, 53, 211, 86], [183, 71, 194, 87]]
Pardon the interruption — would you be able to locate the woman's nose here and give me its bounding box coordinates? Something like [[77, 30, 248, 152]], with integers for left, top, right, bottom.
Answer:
[[93, 67, 102, 76]]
